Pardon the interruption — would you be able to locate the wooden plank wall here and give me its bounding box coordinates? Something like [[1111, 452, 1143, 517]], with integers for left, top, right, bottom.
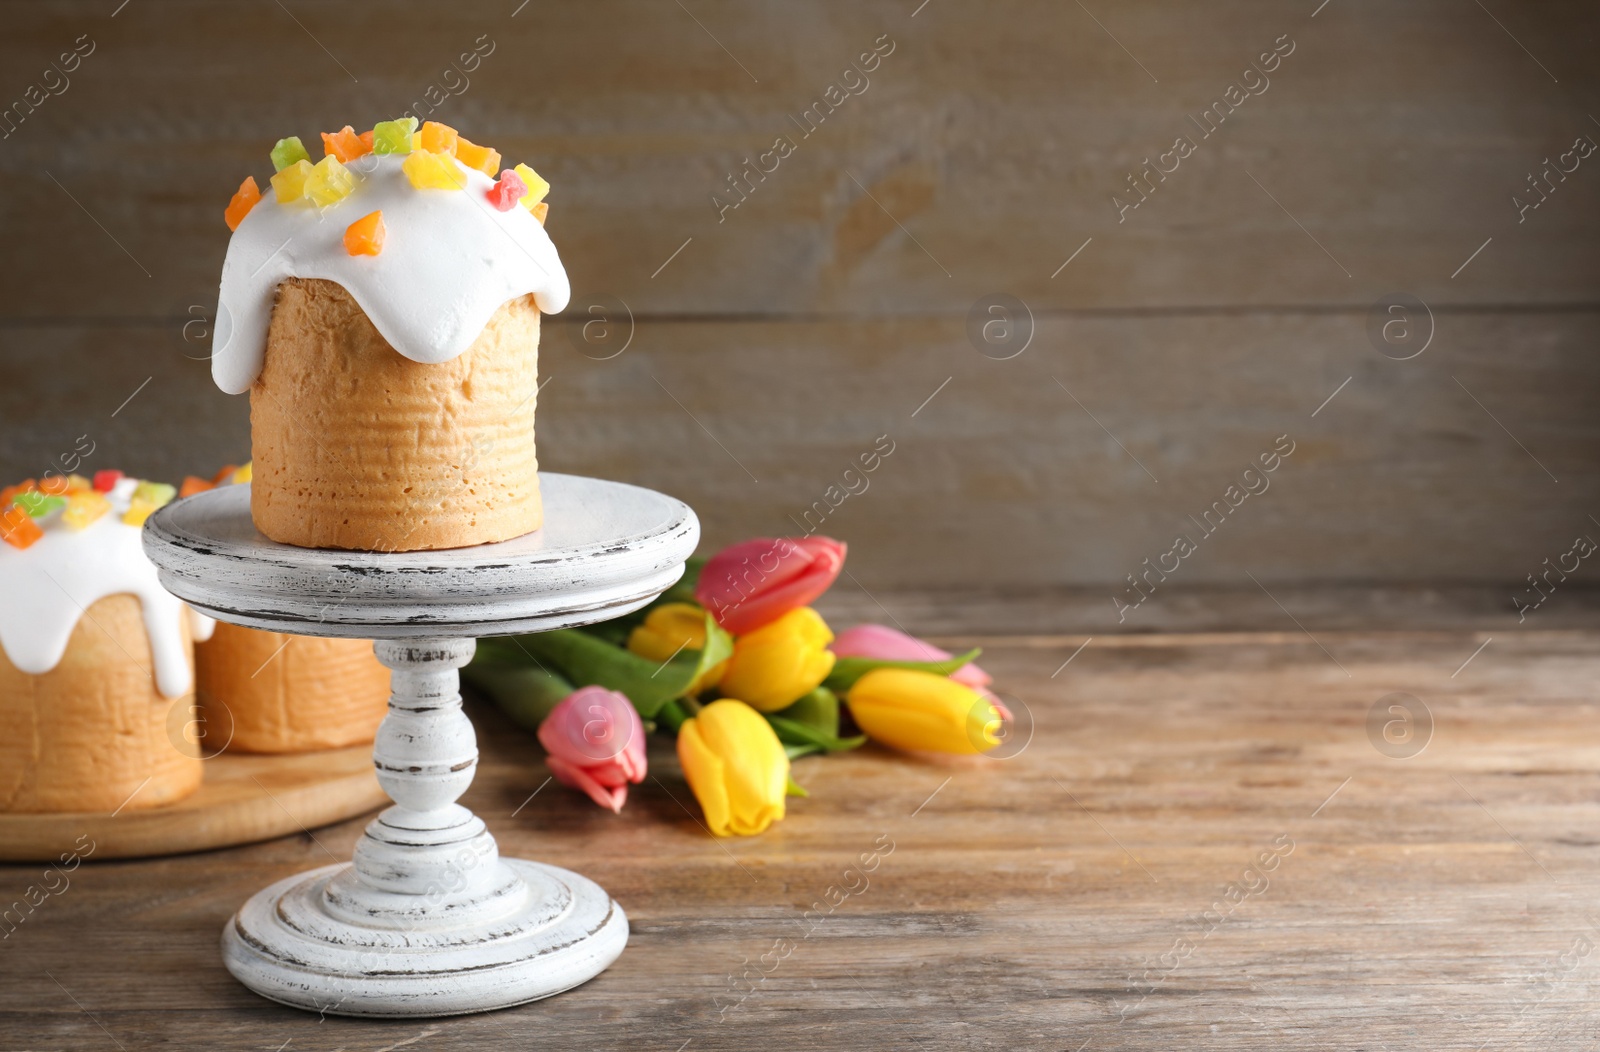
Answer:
[[0, 0, 1596, 592]]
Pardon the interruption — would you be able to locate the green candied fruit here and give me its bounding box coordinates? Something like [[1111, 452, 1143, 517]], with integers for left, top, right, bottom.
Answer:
[[371, 117, 419, 155], [16, 491, 65, 518], [270, 136, 310, 172], [131, 480, 177, 508]]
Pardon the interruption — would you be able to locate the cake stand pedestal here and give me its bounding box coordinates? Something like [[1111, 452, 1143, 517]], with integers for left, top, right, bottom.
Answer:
[[142, 473, 698, 1018]]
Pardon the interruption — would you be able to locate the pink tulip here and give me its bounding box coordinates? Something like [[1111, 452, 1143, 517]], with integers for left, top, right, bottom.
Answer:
[[830, 623, 992, 688], [537, 686, 647, 813], [695, 536, 846, 636]]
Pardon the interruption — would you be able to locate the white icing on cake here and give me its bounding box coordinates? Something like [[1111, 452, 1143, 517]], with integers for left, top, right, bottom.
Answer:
[[0, 483, 197, 698], [211, 152, 570, 395]]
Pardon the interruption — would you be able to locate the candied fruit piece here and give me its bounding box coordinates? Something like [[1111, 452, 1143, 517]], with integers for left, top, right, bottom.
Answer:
[[16, 492, 64, 518], [92, 469, 123, 493], [420, 121, 458, 155], [122, 499, 157, 527], [62, 491, 110, 531], [65, 475, 91, 493], [344, 211, 386, 256], [225, 176, 262, 232], [233, 462, 252, 484], [513, 164, 550, 209], [321, 125, 371, 164], [0, 506, 42, 549], [531, 201, 549, 226], [486, 169, 527, 211], [210, 464, 239, 486], [37, 475, 71, 495], [271, 159, 315, 203], [359, 129, 374, 151], [371, 117, 418, 155], [402, 150, 466, 191], [179, 476, 214, 498], [455, 138, 500, 177], [305, 155, 355, 207], [0, 480, 34, 509], [132, 480, 177, 508], [270, 136, 310, 172]]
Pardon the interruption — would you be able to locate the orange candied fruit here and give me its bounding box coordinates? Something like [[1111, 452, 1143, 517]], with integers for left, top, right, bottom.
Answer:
[[321, 125, 372, 164], [344, 210, 386, 256], [179, 476, 215, 499], [210, 463, 240, 487], [456, 137, 500, 177], [531, 201, 549, 226], [37, 475, 72, 496], [0, 479, 36, 508], [0, 505, 42, 550], [420, 121, 459, 156], [225, 176, 262, 232]]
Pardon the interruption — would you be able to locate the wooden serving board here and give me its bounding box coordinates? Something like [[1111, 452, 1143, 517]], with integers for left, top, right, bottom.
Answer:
[[0, 743, 386, 862]]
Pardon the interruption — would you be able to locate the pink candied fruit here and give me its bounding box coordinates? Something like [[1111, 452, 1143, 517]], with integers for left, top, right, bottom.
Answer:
[[486, 169, 527, 211]]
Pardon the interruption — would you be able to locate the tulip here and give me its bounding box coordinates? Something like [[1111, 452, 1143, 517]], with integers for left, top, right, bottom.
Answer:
[[846, 668, 1006, 755], [626, 602, 726, 694], [830, 623, 992, 688], [677, 699, 790, 836], [695, 536, 846, 635], [537, 686, 647, 813], [717, 607, 836, 713]]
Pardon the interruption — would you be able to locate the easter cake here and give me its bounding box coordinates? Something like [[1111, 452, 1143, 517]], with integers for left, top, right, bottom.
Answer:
[[0, 472, 208, 812], [213, 119, 567, 552]]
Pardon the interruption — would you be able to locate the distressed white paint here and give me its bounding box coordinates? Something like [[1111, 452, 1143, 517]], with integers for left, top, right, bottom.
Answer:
[[143, 474, 698, 1017]]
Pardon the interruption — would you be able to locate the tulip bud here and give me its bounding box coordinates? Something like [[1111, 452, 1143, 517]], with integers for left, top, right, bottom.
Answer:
[[537, 686, 647, 812], [626, 602, 725, 694], [695, 536, 845, 635], [677, 699, 790, 836], [718, 607, 837, 712], [846, 668, 1006, 755], [830, 623, 991, 688]]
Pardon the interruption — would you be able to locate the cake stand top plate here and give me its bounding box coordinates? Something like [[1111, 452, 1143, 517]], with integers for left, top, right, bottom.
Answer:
[[142, 473, 699, 640]]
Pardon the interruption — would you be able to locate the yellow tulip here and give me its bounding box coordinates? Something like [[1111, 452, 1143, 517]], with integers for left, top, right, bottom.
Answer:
[[717, 607, 836, 712], [677, 699, 789, 836], [846, 668, 1004, 754], [627, 602, 724, 694]]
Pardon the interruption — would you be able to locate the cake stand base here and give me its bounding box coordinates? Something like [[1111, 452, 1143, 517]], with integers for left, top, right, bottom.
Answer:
[[222, 859, 627, 1018]]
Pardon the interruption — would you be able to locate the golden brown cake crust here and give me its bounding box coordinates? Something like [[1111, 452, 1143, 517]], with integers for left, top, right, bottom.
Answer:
[[250, 277, 543, 552], [195, 622, 390, 754], [0, 595, 201, 813]]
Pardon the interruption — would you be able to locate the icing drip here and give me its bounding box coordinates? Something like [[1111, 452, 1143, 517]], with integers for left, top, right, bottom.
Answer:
[[0, 480, 196, 698], [211, 153, 570, 395]]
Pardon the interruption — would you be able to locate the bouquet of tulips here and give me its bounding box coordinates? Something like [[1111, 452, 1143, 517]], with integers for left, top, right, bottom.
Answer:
[[465, 536, 1009, 836]]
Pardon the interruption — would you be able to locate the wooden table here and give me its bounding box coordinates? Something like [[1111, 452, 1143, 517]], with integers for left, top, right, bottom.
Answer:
[[4, 594, 1598, 1050]]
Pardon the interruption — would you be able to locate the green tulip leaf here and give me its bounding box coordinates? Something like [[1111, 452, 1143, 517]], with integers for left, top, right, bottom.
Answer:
[[823, 648, 983, 694], [461, 650, 575, 734], [497, 609, 731, 719], [783, 742, 824, 761], [785, 772, 810, 798], [765, 714, 866, 755]]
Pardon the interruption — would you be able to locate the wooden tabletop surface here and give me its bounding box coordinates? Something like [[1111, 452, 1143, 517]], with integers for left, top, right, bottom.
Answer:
[[4, 596, 1599, 1050]]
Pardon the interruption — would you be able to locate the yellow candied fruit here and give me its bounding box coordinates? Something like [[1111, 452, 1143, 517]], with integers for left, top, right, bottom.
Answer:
[[122, 498, 157, 527], [270, 159, 315, 203], [305, 155, 355, 207], [233, 463, 252, 484], [65, 474, 91, 493], [513, 163, 549, 209], [62, 491, 111, 531], [455, 137, 500, 177], [402, 151, 467, 191]]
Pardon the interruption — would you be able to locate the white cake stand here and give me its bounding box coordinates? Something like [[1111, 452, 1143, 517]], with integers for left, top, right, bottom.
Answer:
[[142, 473, 699, 1018]]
